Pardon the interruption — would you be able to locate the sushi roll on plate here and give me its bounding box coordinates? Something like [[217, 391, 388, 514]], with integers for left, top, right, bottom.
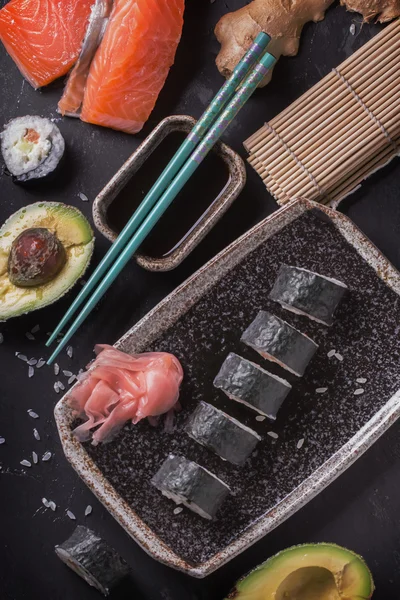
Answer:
[[269, 265, 347, 326], [241, 311, 318, 377], [185, 401, 261, 466], [152, 454, 230, 520], [214, 352, 291, 420], [1, 116, 65, 183], [55, 526, 130, 596]]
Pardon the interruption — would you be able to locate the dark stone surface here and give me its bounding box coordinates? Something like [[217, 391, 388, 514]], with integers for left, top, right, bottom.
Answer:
[[0, 1, 400, 599]]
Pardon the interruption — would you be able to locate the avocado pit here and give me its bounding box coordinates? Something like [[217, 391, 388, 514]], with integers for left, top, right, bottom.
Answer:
[[8, 227, 67, 287]]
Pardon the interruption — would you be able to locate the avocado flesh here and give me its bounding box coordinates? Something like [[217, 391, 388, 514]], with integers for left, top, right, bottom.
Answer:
[[227, 544, 374, 600], [0, 202, 94, 320]]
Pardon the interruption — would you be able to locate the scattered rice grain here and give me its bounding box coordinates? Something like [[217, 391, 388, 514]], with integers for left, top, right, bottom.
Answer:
[[20, 459, 32, 467], [297, 438, 305, 449], [84, 505, 92, 516], [49, 501, 57, 512], [42, 498, 50, 508], [31, 325, 40, 334], [78, 192, 89, 202], [67, 510, 76, 520], [327, 349, 336, 358], [36, 358, 46, 369], [32, 451, 38, 464], [63, 370, 73, 377], [27, 358, 37, 366], [335, 352, 344, 362], [57, 381, 65, 391], [33, 428, 40, 441], [54, 363, 60, 376], [356, 377, 367, 384], [68, 375, 77, 385], [27, 409, 39, 419], [0, 437, 5, 444], [255, 415, 266, 422], [354, 388, 365, 396], [54, 382, 60, 393], [17, 354, 28, 362], [316, 387, 328, 394], [173, 507, 183, 515], [66, 346, 73, 358], [267, 431, 279, 439], [350, 23, 356, 35], [28, 366, 35, 378], [25, 332, 35, 341], [42, 451, 52, 462]]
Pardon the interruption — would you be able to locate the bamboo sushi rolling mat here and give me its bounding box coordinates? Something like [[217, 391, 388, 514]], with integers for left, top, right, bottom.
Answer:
[[245, 19, 400, 207]]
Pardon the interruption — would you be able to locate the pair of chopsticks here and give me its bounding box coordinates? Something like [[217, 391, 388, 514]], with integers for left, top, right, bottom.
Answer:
[[46, 33, 276, 364]]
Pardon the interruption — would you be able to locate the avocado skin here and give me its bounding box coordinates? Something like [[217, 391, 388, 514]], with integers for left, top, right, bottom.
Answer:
[[225, 542, 374, 600]]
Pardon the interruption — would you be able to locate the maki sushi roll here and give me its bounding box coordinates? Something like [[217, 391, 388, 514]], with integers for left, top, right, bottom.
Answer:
[[55, 526, 130, 596], [152, 454, 230, 520], [241, 311, 318, 377], [214, 352, 291, 420], [186, 401, 261, 466], [269, 265, 347, 326], [1, 116, 65, 183]]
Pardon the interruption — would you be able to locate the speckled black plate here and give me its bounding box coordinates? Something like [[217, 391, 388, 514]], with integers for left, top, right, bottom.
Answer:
[[55, 198, 400, 577]]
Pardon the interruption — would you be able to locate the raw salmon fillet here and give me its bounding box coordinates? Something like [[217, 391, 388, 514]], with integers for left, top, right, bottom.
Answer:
[[0, 0, 94, 89], [81, 0, 185, 134]]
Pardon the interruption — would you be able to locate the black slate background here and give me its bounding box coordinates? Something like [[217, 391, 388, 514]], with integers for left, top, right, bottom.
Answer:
[[1, 1, 400, 599]]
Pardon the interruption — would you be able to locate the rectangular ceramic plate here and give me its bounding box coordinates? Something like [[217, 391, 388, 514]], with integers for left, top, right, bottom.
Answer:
[[55, 198, 400, 578]]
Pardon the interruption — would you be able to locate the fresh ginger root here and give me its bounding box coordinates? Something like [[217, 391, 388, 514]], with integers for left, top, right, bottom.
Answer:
[[215, 0, 400, 86], [341, 0, 400, 22], [215, 0, 334, 86]]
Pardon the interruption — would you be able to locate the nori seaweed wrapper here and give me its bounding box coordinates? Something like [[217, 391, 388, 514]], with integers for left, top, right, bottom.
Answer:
[[269, 265, 347, 326], [186, 401, 260, 466], [55, 526, 129, 596]]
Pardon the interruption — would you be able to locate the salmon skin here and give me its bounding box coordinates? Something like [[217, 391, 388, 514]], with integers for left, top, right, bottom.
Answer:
[[0, 0, 94, 89], [80, 0, 185, 134], [58, 0, 113, 117]]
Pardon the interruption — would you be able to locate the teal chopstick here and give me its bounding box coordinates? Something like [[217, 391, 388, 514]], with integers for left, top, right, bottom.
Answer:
[[47, 51, 277, 365], [46, 32, 271, 347]]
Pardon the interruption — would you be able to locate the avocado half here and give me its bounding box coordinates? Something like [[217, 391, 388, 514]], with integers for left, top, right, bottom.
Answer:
[[0, 202, 94, 320], [226, 543, 374, 600]]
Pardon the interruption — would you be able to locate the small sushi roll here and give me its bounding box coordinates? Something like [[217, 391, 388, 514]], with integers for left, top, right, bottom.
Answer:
[[1, 116, 65, 183], [269, 265, 347, 326], [241, 311, 318, 377], [185, 401, 261, 466], [152, 454, 230, 520], [214, 352, 291, 420], [55, 526, 129, 596]]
